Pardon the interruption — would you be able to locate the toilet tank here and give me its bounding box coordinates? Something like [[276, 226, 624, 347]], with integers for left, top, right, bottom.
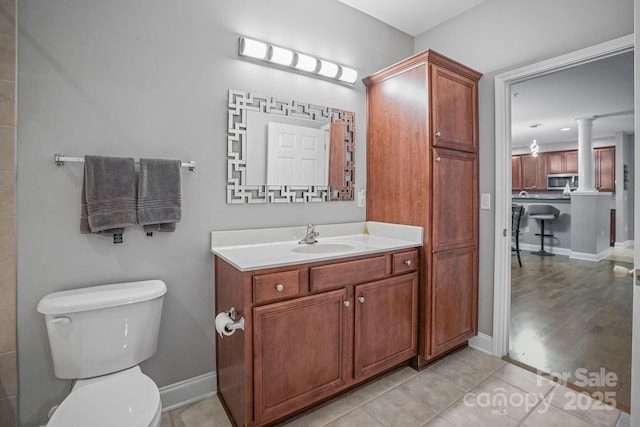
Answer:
[[37, 280, 167, 379]]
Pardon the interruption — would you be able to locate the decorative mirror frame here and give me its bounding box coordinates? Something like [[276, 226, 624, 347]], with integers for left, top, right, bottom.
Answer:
[[227, 89, 355, 203]]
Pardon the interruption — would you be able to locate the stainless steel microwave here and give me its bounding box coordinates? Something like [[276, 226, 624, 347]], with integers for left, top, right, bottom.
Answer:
[[547, 173, 578, 190]]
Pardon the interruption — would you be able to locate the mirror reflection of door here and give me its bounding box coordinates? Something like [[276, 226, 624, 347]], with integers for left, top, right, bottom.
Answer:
[[328, 121, 347, 188], [266, 122, 328, 186]]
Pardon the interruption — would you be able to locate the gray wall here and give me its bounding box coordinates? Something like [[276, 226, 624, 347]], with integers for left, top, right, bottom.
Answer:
[[616, 132, 635, 244], [414, 0, 634, 336], [16, 1, 412, 425]]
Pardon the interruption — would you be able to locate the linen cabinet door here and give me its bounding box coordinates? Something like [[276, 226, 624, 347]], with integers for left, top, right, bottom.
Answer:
[[253, 289, 350, 426], [431, 64, 478, 153], [429, 247, 478, 358], [432, 148, 478, 252], [353, 273, 418, 380]]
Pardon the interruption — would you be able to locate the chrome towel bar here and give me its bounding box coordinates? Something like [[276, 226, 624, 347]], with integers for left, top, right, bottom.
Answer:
[[54, 153, 196, 171]]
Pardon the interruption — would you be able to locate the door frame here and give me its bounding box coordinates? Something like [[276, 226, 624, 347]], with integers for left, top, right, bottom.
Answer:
[[492, 34, 634, 356]]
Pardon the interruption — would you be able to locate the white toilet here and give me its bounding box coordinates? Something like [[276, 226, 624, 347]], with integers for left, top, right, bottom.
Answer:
[[37, 279, 167, 427]]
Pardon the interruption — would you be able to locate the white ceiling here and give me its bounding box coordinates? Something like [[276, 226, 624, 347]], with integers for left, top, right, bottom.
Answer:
[[336, 1, 634, 149], [511, 52, 634, 149], [336, 0, 485, 36]]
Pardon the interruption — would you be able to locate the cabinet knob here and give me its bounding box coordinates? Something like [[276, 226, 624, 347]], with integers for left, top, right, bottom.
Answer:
[[275, 284, 284, 292], [343, 300, 350, 307], [435, 131, 442, 137], [404, 259, 412, 266], [358, 296, 365, 303], [435, 156, 441, 162]]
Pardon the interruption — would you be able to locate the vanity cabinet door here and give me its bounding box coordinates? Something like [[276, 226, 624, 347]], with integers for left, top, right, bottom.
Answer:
[[253, 289, 350, 426], [354, 273, 418, 379]]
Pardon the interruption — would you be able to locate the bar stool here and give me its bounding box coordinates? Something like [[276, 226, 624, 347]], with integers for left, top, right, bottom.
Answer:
[[527, 204, 559, 256], [512, 204, 524, 267]]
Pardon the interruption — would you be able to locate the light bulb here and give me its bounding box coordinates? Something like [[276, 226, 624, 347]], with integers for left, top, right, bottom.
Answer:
[[269, 46, 294, 66], [239, 37, 267, 60], [338, 66, 358, 84], [318, 60, 339, 78], [294, 53, 317, 72]]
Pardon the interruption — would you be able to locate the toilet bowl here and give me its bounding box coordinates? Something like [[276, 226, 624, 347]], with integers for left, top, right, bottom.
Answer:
[[37, 280, 167, 427], [47, 367, 161, 427]]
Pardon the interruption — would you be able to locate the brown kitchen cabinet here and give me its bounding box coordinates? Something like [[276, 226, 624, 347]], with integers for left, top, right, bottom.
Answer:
[[512, 156, 522, 191], [546, 150, 578, 174], [595, 146, 615, 192], [363, 50, 480, 365], [215, 249, 419, 427], [520, 153, 547, 191]]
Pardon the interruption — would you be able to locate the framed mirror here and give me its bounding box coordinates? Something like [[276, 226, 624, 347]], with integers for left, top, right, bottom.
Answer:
[[227, 89, 355, 203]]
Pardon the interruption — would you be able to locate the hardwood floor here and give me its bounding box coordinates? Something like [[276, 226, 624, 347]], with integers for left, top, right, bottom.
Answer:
[[510, 251, 632, 411]]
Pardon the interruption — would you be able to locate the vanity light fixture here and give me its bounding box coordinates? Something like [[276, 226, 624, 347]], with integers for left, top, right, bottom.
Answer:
[[238, 36, 358, 85]]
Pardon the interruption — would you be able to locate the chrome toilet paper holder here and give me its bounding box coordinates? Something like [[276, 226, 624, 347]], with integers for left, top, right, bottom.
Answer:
[[223, 307, 245, 333]]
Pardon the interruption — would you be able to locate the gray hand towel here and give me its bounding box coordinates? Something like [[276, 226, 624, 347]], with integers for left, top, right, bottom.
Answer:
[[80, 155, 137, 235], [137, 158, 182, 233]]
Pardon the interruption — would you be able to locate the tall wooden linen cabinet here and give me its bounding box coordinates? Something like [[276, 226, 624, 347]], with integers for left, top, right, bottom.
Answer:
[[363, 50, 482, 365]]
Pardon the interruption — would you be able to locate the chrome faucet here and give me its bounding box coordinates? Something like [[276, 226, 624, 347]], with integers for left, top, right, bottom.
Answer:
[[299, 224, 319, 244]]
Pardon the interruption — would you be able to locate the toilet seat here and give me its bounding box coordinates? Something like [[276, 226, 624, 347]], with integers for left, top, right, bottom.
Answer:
[[48, 366, 161, 427]]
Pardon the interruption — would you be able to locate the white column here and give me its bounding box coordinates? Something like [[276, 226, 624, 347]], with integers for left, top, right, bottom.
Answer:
[[576, 117, 596, 192]]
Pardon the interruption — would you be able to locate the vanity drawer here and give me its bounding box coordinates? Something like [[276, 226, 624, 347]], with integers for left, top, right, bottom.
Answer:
[[392, 250, 418, 275], [310, 256, 387, 292], [253, 270, 300, 304]]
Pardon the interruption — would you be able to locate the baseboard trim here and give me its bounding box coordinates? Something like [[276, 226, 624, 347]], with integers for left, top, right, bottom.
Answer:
[[615, 240, 634, 248], [519, 243, 571, 257], [159, 371, 217, 412], [468, 333, 494, 356], [570, 248, 611, 262]]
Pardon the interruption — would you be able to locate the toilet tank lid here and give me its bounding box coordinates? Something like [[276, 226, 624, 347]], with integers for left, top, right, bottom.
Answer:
[[37, 280, 167, 315]]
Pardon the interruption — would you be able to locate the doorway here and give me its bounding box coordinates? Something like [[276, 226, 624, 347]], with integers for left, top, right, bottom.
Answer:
[[492, 34, 635, 413]]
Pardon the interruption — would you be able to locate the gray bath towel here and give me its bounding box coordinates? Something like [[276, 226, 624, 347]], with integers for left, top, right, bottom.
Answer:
[[80, 155, 137, 236], [137, 158, 182, 233]]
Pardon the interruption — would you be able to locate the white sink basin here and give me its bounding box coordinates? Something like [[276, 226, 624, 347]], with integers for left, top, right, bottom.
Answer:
[[211, 222, 424, 271], [291, 242, 358, 254]]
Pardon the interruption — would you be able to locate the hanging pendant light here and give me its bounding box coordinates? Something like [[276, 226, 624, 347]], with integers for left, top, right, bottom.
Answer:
[[530, 139, 540, 157]]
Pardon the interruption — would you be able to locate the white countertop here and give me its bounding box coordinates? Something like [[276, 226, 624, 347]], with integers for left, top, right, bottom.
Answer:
[[211, 221, 423, 271]]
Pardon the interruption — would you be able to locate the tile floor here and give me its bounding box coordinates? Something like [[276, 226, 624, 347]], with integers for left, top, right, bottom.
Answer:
[[163, 348, 626, 427]]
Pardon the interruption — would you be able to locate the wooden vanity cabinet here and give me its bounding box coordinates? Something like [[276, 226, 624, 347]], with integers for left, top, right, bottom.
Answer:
[[215, 249, 419, 427], [364, 50, 480, 365]]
